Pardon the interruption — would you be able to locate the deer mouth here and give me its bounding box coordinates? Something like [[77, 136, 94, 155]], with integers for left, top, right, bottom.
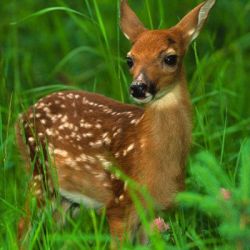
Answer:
[[131, 92, 154, 104], [130, 82, 155, 104]]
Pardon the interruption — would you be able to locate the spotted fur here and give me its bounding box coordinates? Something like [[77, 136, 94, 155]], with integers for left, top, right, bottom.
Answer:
[[16, 0, 216, 248]]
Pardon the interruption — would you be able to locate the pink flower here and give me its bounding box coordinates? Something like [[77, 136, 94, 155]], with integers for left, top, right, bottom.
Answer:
[[220, 188, 231, 201], [151, 217, 170, 233]]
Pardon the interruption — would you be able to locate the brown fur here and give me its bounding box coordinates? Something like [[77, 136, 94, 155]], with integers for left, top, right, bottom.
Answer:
[[16, 0, 215, 248]]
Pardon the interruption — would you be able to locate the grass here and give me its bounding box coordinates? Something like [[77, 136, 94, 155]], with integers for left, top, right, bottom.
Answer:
[[1, 0, 250, 249]]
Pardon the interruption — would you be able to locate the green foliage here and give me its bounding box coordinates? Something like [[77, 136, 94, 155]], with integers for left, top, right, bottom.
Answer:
[[177, 140, 250, 249], [0, 0, 250, 249]]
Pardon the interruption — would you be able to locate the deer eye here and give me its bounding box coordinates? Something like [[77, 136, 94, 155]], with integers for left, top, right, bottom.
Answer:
[[126, 57, 134, 69], [164, 55, 178, 67]]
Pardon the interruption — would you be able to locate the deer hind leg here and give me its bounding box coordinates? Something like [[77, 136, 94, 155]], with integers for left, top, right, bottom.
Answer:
[[18, 174, 75, 248], [17, 174, 48, 244], [16, 119, 57, 246], [16, 119, 82, 249]]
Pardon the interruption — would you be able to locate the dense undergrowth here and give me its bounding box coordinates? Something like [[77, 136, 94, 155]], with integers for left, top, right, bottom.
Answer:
[[0, 0, 250, 249]]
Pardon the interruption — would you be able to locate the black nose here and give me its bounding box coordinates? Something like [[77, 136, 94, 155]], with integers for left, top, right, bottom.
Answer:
[[130, 83, 148, 99]]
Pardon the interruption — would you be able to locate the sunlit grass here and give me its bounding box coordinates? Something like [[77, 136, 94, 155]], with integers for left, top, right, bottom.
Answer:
[[0, 0, 249, 249]]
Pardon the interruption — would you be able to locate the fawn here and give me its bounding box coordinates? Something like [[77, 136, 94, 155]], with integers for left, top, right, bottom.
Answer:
[[16, 0, 216, 248]]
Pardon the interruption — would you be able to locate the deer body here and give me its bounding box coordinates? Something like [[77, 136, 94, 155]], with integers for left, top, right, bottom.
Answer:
[[17, 81, 190, 205], [16, 0, 215, 248]]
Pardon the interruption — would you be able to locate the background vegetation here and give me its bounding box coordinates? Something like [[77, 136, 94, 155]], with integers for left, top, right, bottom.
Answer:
[[1, 0, 250, 249]]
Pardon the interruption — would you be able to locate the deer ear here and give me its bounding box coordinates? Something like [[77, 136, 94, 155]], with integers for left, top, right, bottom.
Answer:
[[120, 0, 147, 42], [176, 0, 216, 46]]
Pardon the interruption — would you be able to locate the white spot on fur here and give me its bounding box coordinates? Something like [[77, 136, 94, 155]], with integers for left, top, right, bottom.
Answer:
[[67, 93, 74, 99], [95, 173, 106, 180], [119, 194, 125, 201], [61, 115, 68, 123], [89, 140, 103, 148], [127, 143, 135, 152], [110, 174, 116, 180], [65, 158, 77, 168], [46, 128, 53, 136], [102, 132, 111, 145], [84, 164, 92, 170], [36, 102, 45, 109], [28, 137, 35, 143], [43, 107, 51, 113], [35, 189, 42, 195], [34, 175, 42, 181], [96, 155, 112, 170], [82, 133, 93, 138], [103, 137, 111, 145], [41, 119, 46, 125], [54, 149, 68, 157], [113, 128, 122, 138], [80, 122, 92, 129], [103, 182, 111, 188], [130, 119, 139, 125], [123, 143, 135, 156], [86, 155, 96, 164], [95, 124, 102, 129]]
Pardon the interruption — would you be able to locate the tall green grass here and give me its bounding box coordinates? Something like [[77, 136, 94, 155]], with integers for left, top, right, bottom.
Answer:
[[0, 0, 250, 249]]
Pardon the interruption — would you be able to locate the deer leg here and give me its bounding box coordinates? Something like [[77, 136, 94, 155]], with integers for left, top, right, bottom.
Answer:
[[136, 224, 149, 245], [107, 204, 140, 250], [18, 174, 46, 249], [18, 177, 75, 249], [18, 199, 31, 247], [52, 198, 77, 227]]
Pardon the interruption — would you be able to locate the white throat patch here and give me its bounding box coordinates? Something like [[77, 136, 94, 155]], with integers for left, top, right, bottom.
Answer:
[[152, 84, 181, 109]]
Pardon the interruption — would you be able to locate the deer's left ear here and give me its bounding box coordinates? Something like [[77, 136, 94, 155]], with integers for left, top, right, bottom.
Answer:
[[175, 0, 216, 47], [120, 0, 147, 42]]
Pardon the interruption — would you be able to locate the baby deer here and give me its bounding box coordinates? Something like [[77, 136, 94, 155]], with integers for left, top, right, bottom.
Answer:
[[16, 0, 216, 248]]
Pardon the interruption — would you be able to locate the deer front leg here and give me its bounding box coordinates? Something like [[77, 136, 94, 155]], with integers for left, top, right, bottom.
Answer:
[[107, 203, 140, 249]]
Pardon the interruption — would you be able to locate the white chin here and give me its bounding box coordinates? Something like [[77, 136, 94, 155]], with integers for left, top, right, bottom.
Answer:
[[132, 94, 153, 104]]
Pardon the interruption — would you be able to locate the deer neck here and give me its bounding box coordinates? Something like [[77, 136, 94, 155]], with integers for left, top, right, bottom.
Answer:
[[128, 80, 191, 207], [140, 80, 191, 168]]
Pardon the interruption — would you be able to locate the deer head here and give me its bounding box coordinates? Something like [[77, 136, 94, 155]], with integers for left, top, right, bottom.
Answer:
[[120, 0, 216, 104]]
